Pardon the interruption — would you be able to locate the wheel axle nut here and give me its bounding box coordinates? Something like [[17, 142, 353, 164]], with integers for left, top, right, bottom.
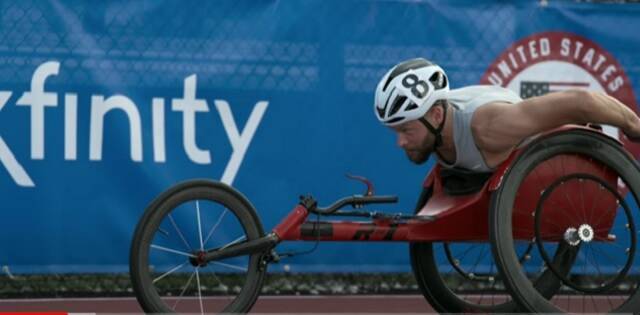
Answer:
[[578, 224, 594, 243], [564, 227, 580, 246]]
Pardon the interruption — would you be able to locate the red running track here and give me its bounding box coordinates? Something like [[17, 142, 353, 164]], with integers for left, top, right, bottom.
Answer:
[[0, 295, 435, 313], [0, 294, 626, 313]]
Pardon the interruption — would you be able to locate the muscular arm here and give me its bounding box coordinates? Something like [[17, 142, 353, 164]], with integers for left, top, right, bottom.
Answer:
[[472, 89, 640, 154]]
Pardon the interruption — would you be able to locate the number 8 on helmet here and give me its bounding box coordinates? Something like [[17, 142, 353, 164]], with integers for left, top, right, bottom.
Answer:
[[374, 58, 449, 127]]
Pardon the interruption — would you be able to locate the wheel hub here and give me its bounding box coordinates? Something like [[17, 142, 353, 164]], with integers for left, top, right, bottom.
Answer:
[[564, 224, 595, 246], [563, 227, 580, 246], [578, 224, 594, 243], [189, 251, 208, 267]]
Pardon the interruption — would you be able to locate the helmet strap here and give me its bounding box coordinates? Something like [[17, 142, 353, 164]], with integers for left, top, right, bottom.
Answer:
[[418, 101, 447, 151]]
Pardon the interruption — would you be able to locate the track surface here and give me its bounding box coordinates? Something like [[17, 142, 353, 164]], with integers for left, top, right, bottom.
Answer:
[[0, 295, 434, 313], [0, 294, 626, 313]]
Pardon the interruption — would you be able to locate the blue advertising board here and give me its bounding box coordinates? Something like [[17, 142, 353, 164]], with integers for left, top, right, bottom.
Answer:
[[1, 0, 639, 273]]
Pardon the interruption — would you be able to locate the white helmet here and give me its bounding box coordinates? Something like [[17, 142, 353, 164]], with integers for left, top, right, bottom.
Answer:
[[374, 58, 449, 126]]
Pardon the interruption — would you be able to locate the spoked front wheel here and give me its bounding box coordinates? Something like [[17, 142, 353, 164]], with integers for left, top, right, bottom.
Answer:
[[491, 130, 640, 313], [130, 180, 267, 314]]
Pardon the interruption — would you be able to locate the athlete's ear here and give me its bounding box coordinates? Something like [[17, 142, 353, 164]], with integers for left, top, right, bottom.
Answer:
[[425, 103, 444, 124]]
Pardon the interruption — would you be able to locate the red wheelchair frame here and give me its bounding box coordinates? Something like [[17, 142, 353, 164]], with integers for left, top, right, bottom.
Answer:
[[268, 125, 619, 245]]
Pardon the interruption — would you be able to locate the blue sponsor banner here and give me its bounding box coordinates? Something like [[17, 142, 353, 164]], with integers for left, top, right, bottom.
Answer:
[[0, 0, 639, 273]]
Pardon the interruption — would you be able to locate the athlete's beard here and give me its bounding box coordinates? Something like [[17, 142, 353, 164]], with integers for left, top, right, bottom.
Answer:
[[404, 136, 433, 165]]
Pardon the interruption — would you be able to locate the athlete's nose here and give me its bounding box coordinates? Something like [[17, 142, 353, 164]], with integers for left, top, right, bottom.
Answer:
[[396, 134, 408, 148]]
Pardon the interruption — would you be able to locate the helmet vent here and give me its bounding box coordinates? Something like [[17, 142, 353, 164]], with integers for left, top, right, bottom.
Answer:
[[389, 95, 407, 117], [382, 58, 432, 92], [430, 72, 447, 90], [386, 117, 405, 124], [376, 106, 386, 119]]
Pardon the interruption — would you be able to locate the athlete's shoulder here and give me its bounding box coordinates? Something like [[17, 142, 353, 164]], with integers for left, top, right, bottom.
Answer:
[[449, 85, 521, 102], [449, 85, 522, 113]]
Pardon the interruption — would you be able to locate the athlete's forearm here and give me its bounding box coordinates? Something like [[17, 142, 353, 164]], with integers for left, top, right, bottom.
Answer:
[[583, 91, 640, 133]]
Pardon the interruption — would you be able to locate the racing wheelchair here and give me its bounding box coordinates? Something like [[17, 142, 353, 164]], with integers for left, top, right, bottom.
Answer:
[[129, 125, 640, 313]]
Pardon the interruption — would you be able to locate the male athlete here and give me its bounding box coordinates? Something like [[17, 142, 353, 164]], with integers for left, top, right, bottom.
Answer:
[[374, 58, 640, 171]]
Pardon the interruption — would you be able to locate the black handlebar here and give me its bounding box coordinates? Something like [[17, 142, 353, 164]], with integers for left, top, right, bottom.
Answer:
[[311, 195, 398, 214]]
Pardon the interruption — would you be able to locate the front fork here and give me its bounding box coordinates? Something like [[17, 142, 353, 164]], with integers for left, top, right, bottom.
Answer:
[[195, 198, 314, 266], [193, 232, 281, 268]]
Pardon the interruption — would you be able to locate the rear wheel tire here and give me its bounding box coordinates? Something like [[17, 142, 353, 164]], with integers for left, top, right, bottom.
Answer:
[[491, 130, 640, 313]]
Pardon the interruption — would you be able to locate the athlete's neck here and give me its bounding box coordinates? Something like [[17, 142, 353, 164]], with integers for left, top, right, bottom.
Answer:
[[435, 105, 456, 164]]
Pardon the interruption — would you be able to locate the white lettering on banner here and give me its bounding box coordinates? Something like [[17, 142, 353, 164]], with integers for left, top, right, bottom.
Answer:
[[497, 60, 512, 78], [0, 91, 35, 187], [90, 94, 143, 162], [0, 61, 269, 187], [574, 41, 584, 59], [528, 40, 539, 59], [215, 100, 268, 185], [152, 98, 166, 163], [16, 61, 60, 160], [560, 38, 571, 56], [64, 93, 78, 160], [594, 55, 607, 71], [488, 72, 503, 86], [516, 45, 527, 63], [488, 37, 626, 95], [601, 65, 617, 82], [172, 75, 211, 164], [539, 38, 551, 56]]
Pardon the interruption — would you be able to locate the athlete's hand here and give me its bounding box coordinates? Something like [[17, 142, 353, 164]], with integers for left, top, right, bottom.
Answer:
[[623, 116, 640, 142]]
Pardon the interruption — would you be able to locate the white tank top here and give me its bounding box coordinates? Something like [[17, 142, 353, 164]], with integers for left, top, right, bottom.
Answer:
[[438, 85, 523, 172]]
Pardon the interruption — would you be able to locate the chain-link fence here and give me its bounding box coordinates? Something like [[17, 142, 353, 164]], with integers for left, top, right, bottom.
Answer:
[[1, 0, 639, 297]]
